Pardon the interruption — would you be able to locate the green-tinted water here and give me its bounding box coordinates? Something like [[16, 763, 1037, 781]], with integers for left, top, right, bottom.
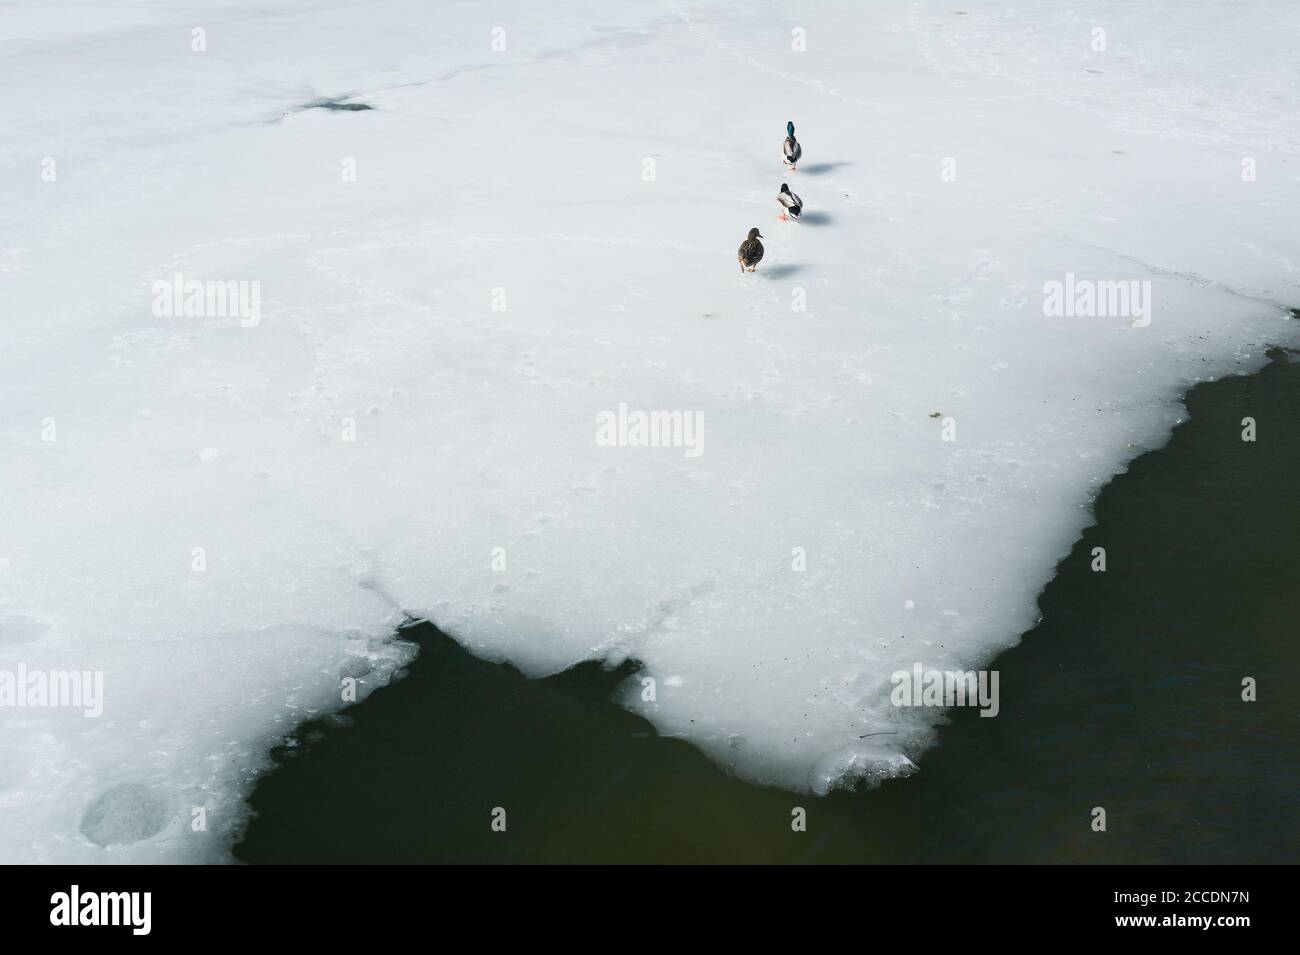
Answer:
[[235, 350, 1300, 864]]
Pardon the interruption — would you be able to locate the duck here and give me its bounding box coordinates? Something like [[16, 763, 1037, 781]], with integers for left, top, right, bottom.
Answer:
[[737, 227, 764, 272], [777, 183, 803, 220], [783, 121, 802, 169]]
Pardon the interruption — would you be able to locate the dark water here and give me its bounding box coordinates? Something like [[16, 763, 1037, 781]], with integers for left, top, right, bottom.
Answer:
[[235, 349, 1300, 864]]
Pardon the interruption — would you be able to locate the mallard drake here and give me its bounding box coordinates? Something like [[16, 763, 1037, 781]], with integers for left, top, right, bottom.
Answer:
[[783, 121, 802, 169], [738, 227, 764, 272], [777, 183, 803, 220]]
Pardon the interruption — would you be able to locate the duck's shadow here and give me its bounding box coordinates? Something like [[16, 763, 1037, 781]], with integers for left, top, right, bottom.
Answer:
[[798, 162, 852, 175], [764, 264, 806, 279], [797, 211, 832, 226]]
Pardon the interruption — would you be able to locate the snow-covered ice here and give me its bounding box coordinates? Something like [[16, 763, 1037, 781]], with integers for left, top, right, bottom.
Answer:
[[2, 0, 1299, 861]]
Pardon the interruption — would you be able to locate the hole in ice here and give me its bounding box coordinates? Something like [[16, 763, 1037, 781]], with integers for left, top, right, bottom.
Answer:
[[80, 782, 169, 847], [305, 99, 374, 112]]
